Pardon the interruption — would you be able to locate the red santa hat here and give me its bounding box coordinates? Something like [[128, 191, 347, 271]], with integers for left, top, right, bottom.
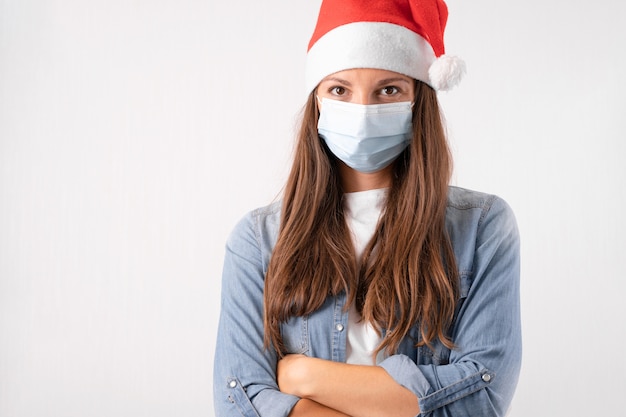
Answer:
[[305, 0, 465, 93]]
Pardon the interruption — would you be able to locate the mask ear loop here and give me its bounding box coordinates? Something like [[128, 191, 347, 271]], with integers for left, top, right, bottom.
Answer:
[[316, 95, 324, 108]]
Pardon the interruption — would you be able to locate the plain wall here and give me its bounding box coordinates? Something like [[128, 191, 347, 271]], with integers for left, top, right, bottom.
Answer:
[[1, 0, 625, 415]]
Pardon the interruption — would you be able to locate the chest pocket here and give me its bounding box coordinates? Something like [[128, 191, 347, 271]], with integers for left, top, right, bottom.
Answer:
[[280, 316, 310, 355]]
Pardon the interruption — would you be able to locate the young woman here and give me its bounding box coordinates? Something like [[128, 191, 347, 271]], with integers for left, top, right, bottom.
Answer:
[[214, 1, 521, 416]]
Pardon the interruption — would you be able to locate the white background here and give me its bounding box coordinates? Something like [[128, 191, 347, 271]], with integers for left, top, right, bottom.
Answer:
[[1, 0, 625, 416]]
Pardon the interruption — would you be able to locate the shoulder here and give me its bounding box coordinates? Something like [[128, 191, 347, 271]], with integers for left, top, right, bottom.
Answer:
[[446, 186, 517, 230], [226, 200, 282, 259], [447, 185, 503, 211], [445, 186, 519, 274]]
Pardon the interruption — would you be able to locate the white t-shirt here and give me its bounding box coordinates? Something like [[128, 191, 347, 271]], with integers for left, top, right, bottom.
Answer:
[[343, 188, 388, 365]]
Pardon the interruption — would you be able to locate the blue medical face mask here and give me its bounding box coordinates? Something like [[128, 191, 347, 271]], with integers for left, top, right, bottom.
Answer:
[[317, 97, 413, 173]]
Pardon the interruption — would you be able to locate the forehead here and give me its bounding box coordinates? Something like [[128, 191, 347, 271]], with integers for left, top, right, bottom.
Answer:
[[320, 68, 414, 85]]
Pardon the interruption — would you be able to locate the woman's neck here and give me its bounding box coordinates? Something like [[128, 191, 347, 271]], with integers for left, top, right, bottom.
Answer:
[[339, 162, 393, 193]]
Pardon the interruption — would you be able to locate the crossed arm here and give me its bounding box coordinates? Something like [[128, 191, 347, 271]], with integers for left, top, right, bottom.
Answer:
[[277, 354, 420, 417]]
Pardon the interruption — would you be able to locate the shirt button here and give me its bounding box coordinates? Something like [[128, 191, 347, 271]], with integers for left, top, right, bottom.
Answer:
[[229, 380, 237, 388], [482, 374, 492, 382], [335, 324, 344, 331]]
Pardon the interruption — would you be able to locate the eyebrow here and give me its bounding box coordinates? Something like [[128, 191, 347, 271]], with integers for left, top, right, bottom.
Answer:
[[375, 77, 412, 86], [321, 77, 352, 86]]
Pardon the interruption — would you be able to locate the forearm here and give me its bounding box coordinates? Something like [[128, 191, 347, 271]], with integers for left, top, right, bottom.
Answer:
[[279, 356, 419, 417], [288, 399, 351, 417]]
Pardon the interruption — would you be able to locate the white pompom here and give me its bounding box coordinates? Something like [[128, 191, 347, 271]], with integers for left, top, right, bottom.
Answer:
[[428, 55, 466, 91]]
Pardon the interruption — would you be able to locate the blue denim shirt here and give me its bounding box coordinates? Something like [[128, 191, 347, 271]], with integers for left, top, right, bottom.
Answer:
[[213, 186, 521, 417]]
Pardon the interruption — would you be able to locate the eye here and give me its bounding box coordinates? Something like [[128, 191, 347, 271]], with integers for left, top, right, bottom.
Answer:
[[330, 86, 347, 96], [381, 86, 399, 96]]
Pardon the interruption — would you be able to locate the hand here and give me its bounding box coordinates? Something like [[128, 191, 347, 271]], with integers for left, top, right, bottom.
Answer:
[[277, 354, 312, 397]]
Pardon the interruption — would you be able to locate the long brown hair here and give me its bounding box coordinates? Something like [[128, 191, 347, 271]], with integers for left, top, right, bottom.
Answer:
[[263, 81, 459, 357]]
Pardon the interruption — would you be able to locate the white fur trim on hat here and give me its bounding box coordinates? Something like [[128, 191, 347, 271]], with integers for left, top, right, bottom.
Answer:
[[305, 22, 437, 93]]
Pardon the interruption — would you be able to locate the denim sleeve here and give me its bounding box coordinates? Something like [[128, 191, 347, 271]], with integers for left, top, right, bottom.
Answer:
[[379, 196, 522, 416], [213, 212, 300, 417]]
